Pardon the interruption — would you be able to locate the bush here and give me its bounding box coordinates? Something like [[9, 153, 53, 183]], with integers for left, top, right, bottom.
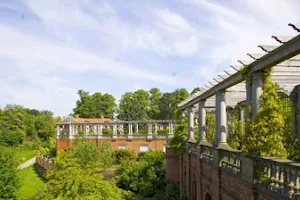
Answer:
[[0, 129, 24, 147], [20, 139, 41, 150], [0, 146, 20, 199], [113, 149, 137, 165], [103, 129, 113, 135], [157, 129, 169, 134]]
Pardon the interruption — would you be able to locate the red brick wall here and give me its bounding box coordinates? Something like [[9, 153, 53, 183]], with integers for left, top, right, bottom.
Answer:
[[166, 147, 180, 183], [167, 148, 277, 200], [56, 138, 167, 152]]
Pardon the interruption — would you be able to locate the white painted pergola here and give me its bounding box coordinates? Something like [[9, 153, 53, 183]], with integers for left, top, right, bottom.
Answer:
[[178, 23, 300, 147]]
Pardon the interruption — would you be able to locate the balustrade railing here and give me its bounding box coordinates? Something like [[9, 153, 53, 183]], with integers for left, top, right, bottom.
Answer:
[[199, 144, 214, 164], [219, 148, 241, 175], [253, 157, 300, 199]]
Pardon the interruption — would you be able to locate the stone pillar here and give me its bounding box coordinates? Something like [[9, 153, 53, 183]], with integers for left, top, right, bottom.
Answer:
[[188, 106, 195, 142], [56, 125, 60, 138], [113, 124, 117, 135], [135, 124, 139, 134], [148, 124, 152, 135], [216, 91, 228, 146], [119, 124, 124, 135], [245, 80, 252, 120], [129, 124, 133, 135], [198, 100, 207, 143], [154, 124, 158, 134], [99, 125, 103, 135], [169, 122, 174, 135], [252, 72, 262, 118]]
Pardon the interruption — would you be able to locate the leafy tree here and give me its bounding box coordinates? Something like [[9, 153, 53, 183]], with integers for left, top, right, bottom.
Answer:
[[169, 118, 188, 154], [113, 149, 137, 165], [118, 90, 149, 120], [73, 90, 116, 118], [148, 88, 162, 120], [35, 112, 56, 141], [116, 151, 166, 199], [206, 112, 215, 143], [35, 149, 123, 200], [0, 146, 20, 199], [158, 88, 188, 120]]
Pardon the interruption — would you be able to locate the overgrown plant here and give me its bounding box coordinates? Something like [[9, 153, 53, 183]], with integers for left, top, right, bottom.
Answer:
[[242, 69, 287, 158]]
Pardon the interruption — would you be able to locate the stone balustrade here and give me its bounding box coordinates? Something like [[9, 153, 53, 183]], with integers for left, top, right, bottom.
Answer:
[[186, 144, 300, 199], [253, 157, 300, 199], [56, 120, 177, 139]]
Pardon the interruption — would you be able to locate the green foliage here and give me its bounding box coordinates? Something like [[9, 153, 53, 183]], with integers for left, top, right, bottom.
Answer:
[[0, 146, 20, 199], [118, 90, 150, 121], [116, 151, 166, 199], [206, 112, 215, 143], [102, 128, 113, 134], [113, 149, 137, 165], [191, 87, 201, 94], [169, 118, 187, 154], [227, 108, 243, 149], [35, 140, 123, 200], [157, 129, 169, 134], [243, 70, 287, 158], [73, 90, 116, 118], [148, 88, 162, 119], [35, 112, 56, 141]]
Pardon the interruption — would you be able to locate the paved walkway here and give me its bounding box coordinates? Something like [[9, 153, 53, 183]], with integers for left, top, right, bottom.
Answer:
[[17, 157, 36, 170]]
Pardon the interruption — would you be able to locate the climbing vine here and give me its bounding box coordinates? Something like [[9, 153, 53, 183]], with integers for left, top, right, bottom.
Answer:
[[242, 68, 287, 158]]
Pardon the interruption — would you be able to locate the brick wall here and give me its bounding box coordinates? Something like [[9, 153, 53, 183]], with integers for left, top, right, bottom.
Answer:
[[56, 138, 167, 152], [166, 147, 279, 200]]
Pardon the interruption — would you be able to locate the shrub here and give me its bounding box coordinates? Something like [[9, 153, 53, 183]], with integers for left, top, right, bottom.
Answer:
[[113, 149, 137, 165]]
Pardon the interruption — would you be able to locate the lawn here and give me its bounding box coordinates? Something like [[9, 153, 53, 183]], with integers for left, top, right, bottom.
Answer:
[[16, 164, 46, 200], [14, 148, 38, 165]]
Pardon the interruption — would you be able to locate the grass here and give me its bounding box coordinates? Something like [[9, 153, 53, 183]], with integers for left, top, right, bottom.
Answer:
[[14, 148, 38, 165], [16, 164, 46, 200]]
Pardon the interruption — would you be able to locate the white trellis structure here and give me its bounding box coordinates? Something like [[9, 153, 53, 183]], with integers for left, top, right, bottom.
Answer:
[[178, 23, 300, 147]]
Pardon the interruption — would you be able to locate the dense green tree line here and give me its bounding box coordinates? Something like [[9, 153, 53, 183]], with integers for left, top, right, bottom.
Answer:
[[0, 105, 58, 198], [73, 88, 190, 120]]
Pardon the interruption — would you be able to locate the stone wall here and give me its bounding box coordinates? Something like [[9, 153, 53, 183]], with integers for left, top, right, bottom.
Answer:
[[166, 145, 300, 200]]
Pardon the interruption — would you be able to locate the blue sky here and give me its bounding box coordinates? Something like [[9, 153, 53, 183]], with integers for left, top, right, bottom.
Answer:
[[0, 0, 299, 116]]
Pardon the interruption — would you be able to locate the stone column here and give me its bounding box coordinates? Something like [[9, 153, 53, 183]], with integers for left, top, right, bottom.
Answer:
[[188, 106, 195, 142], [113, 124, 117, 135], [169, 122, 174, 135], [56, 125, 60, 138], [119, 124, 124, 135], [154, 124, 158, 134], [135, 124, 139, 134], [198, 100, 206, 143], [252, 72, 262, 118], [129, 124, 133, 135], [216, 91, 228, 146], [99, 125, 103, 135], [245, 81, 252, 120], [148, 124, 152, 135]]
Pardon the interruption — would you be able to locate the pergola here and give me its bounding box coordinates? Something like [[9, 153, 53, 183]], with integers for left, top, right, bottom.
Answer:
[[178, 23, 300, 147]]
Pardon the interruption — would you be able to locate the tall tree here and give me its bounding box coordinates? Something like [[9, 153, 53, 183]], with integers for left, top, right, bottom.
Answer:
[[118, 90, 149, 121], [73, 90, 116, 118], [148, 88, 162, 120], [157, 88, 188, 120]]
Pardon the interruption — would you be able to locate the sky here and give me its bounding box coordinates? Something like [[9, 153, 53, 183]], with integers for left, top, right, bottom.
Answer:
[[0, 0, 299, 116]]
